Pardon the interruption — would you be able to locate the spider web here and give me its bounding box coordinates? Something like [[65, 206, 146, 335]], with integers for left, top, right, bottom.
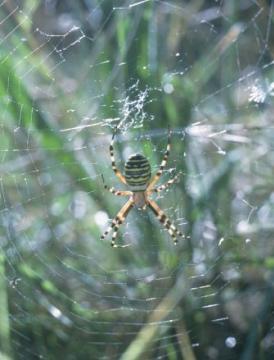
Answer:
[[1, 1, 274, 359]]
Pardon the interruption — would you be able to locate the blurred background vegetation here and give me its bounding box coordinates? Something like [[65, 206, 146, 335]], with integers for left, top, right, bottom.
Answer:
[[1, 0, 274, 359]]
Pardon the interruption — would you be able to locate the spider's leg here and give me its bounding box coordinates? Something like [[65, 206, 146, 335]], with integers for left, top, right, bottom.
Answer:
[[147, 199, 184, 244], [147, 128, 171, 191], [150, 172, 181, 194], [101, 175, 132, 196], [109, 134, 127, 185], [101, 198, 134, 247]]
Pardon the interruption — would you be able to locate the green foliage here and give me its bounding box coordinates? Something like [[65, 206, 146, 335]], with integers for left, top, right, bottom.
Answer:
[[0, 1, 274, 359]]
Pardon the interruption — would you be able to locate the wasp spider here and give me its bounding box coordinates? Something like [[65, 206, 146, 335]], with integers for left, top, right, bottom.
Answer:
[[101, 129, 184, 247]]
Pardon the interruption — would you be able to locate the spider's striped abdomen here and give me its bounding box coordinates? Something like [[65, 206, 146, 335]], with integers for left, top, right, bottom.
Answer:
[[125, 154, 151, 191]]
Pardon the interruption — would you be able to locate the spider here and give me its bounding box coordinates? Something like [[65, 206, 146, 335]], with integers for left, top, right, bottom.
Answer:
[[100, 129, 184, 247]]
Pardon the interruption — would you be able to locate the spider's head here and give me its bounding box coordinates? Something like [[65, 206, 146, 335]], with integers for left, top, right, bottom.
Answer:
[[124, 153, 151, 191]]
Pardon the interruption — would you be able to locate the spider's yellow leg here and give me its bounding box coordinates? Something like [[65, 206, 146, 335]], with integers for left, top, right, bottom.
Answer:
[[147, 199, 184, 244], [101, 175, 132, 196], [147, 128, 171, 191], [109, 135, 127, 185], [104, 187, 132, 196], [101, 199, 134, 247], [150, 172, 181, 194]]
